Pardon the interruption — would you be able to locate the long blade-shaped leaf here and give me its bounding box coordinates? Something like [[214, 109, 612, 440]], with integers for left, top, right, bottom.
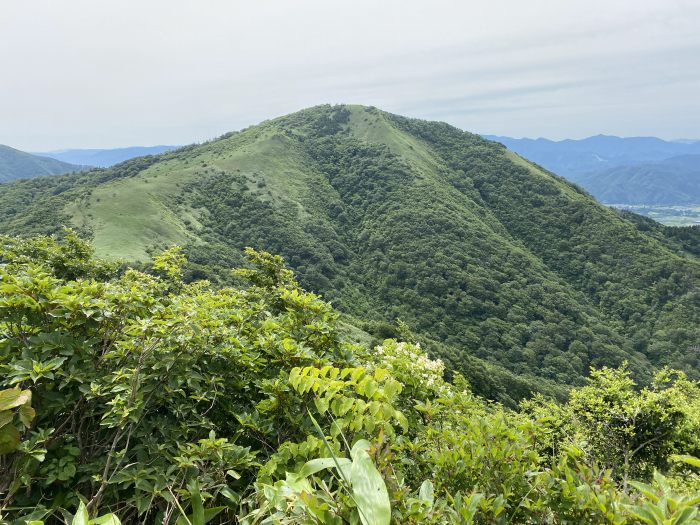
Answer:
[[349, 440, 391, 525]]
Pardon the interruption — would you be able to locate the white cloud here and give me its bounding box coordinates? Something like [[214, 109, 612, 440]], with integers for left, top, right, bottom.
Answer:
[[1, 0, 699, 149]]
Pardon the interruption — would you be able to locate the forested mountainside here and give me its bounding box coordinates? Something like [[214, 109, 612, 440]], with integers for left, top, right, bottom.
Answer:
[[0, 105, 698, 404], [0, 144, 85, 182]]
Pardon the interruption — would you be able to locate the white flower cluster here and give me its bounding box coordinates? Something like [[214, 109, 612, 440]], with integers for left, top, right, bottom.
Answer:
[[375, 341, 445, 389]]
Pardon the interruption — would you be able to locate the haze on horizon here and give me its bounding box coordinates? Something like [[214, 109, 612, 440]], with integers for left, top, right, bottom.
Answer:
[[1, 0, 699, 150]]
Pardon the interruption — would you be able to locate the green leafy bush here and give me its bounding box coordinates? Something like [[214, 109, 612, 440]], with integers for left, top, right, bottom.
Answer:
[[0, 234, 698, 523]]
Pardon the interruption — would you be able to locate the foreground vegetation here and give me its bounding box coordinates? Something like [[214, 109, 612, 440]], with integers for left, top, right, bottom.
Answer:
[[1, 234, 699, 524]]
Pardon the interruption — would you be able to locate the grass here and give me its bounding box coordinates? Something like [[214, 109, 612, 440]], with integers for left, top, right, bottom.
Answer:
[[68, 160, 198, 260], [65, 125, 329, 260]]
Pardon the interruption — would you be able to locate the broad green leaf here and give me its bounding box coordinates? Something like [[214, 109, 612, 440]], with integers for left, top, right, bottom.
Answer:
[[72, 502, 89, 525], [673, 507, 698, 525], [333, 397, 355, 417], [176, 508, 225, 525], [419, 480, 434, 507], [188, 479, 205, 525], [625, 505, 663, 525], [0, 410, 13, 428], [0, 388, 31, 411], [0, 423, 20, 455], [349, 440, 390, 525], [629, 481, 659, 502], [373, 368, 388, 382], [313, 395, 329, 414], [671, 455, 700, 469], [19, 404, 36, 427], [293, 457, 351, 480], [91, 513, 122, 525]]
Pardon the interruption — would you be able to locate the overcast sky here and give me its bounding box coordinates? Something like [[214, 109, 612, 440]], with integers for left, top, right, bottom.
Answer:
[[1, 0, 699, 150]]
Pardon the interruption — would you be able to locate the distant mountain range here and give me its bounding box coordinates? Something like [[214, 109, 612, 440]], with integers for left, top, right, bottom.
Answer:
[[484, 135, 700, 206], [575, 154, 700, 206], [0, 144, 86, 183], [484, 134, 700, 177], [32, 145, 180, 168]]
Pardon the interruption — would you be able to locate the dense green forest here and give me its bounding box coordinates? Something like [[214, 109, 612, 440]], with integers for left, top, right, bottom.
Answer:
[[0, 105, 697, 406], [1, 234, 699, 524]]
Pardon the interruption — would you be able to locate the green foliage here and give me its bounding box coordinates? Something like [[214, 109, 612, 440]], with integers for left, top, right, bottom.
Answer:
[[626, 472, 700, 525], [0, 235, 352, 522], [0, 387, 35, 455], [243, 435, 390, 525], [523, 366, 700, 485], [27, 501, 122, 525], [288, 365, 406, 438], [0, 233, 698, 524]]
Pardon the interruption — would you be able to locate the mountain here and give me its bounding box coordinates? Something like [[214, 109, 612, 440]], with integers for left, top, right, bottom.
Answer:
[[0, 144, 85, 183], [33, 145, 180, 167], [484, 135, 700, 208], [0, 105, 698, 404], [573, 154, 700, 205], [485, 134, 700, 178]]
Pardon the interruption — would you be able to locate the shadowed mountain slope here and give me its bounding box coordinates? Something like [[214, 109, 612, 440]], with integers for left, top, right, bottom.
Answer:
[[0, 144, 85, 182]]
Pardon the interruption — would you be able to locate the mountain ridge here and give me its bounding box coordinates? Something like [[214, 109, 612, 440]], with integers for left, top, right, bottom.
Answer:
[[574, 154, 700, 205], [32, 145, 181, 168], [0, 144, 86, 183], [484, 134, 700, 206]]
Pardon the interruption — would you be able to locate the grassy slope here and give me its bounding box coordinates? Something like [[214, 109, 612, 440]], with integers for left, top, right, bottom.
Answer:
[[0, 104, 697, 404]]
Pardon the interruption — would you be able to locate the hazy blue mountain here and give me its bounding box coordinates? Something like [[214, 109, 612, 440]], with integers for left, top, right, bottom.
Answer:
[[0, 144, 85, 183], [574, 154, 700, 205], [484, 135, 700, 206], [33, 145, 180, 168], [484, 134, 700, 178]]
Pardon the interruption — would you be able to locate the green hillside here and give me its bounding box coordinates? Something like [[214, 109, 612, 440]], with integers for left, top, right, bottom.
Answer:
[[0, 144, 84, 182], [0, 104, 698, 403]]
